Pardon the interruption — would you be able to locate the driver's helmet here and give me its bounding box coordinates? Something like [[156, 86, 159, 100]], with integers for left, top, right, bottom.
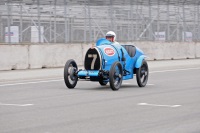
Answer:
[[105, 31, 116, 42]]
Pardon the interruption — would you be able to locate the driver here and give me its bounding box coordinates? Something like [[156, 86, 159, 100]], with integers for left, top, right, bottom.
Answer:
[[105, 31, 120, 45]]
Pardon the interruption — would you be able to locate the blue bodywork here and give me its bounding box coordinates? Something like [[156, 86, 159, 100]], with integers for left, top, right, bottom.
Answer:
[[78, 38, 146, 81]]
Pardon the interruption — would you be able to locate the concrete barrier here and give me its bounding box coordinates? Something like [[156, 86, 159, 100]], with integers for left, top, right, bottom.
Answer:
[[29, 44, 84, 69], [196, 43, 200, 58], [128, 42, 197, 60], [0, 45, 29, 70], [0, 42, 199, 70]]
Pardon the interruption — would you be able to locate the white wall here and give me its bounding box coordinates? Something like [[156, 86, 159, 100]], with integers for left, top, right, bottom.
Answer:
[[0, 45, 28, 70], [29, 44, 83, 69], [130, 42, 196, 60], [0, 42, 200, 70], [196, 43, 200, 58]]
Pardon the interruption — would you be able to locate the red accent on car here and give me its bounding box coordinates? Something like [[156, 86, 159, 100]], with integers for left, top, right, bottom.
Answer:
[[104, 47, 115, 56]]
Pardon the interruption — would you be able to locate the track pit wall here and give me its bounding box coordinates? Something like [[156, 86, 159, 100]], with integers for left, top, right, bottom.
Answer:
[[0, 42, 200, 70]]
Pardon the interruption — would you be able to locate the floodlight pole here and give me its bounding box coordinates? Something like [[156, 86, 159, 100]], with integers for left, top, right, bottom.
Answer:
[[7, 0, 11, 44], [194, 6, 196, 42], [49, 1, 52, 42], [182, 2, 185, 42], [198, 3, 200, 41], [136, 0, 138, 39], [37, 0, 41, 43], [167, 0, 170, 41], [157, 0, 160, 40], [54, 0, 57, 43], [109, 0, 114, 31], [148, 0, 152, 41], [88, 2, 92, 43], [64, 0, 68, 43], [0, 13, 2, 42], [176, 2, 180, 42], [84, 0, 86, 43], [20, 0, 23, 42], [130, 0, 133, 41]]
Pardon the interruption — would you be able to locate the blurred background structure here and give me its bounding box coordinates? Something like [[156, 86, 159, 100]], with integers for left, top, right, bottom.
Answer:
[[0, 0, 200, 43]]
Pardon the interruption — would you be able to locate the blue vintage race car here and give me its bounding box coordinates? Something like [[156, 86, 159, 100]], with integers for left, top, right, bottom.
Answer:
[[64, 38, 149, 91]]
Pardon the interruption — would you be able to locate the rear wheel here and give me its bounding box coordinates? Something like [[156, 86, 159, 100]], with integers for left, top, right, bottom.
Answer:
[[64, 59, 78, 89], [109, 62, 123, 91], [136, 60, 149, 87]]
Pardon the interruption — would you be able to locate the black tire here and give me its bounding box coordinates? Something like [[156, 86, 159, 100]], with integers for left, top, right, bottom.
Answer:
[[64, 59, 78, 89], [99, 79, 108, 86], [109, 62, 123, 91], [136, 60, 149, 87]]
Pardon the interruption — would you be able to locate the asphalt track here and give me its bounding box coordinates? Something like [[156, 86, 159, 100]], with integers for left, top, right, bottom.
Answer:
[[0, 59, 200, 133]]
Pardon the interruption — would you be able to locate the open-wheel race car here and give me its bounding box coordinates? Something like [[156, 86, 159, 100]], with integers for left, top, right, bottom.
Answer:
[[64, 38, 149, 91]]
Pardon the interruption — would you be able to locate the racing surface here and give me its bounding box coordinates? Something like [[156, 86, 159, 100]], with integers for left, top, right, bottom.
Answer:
[[0, 59, 200, 133]]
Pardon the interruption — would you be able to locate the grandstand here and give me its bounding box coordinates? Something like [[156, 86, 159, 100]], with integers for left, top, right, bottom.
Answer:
[[0, 0, 200, 43]]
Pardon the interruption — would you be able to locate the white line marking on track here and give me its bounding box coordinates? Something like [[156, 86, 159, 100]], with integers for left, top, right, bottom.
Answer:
[[0, 103, 34, 107], [147, 84, 154, 86], [0, 79, 63, 87], [150, 67, 200, 73], [123, 83, 131, 84], [0, 67, 199, 87], [1, 77, 63, 84], [137, 103, 182, 108], [123, 83, 154, 86]]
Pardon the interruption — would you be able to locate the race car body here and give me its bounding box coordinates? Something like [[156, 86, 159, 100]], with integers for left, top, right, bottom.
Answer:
[[64, 38, 149, 91]]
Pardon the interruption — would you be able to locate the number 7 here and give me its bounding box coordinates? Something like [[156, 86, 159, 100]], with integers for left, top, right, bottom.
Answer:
[[88, 54, 97, 70]]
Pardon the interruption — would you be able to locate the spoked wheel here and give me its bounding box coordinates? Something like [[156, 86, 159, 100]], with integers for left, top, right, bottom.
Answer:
[[99, 78, 108, 86], [109, 62, 123, 91], [64, 59, 78, 89], [136, 60, 149, 87]]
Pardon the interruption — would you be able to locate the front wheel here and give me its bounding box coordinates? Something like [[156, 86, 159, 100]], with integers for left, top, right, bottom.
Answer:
[[136, 60, 149, 87], [64, 59, 78, 89], [109, 62, 123, 91]]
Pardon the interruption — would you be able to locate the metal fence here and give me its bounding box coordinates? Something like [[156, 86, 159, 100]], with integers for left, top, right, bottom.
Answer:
[[0, 0, 200, 44]]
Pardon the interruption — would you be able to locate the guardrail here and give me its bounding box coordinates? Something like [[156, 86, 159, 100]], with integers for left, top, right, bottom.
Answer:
[[0, 42, 200, 70]]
